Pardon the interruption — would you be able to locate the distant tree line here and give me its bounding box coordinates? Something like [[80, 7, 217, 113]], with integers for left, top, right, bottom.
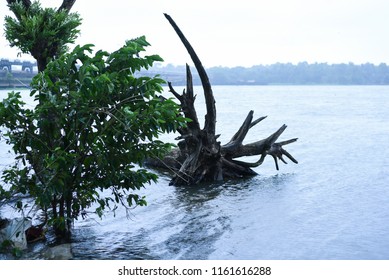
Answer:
[[148, 62, 389, 85], [3, 61, 389, 88]]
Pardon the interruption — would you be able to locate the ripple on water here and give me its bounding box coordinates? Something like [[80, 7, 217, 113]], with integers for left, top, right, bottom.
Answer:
[[2, 86, 389, 259]]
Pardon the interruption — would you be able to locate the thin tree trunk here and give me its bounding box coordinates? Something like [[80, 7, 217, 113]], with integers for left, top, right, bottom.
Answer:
[[6, 0, 78, 238]]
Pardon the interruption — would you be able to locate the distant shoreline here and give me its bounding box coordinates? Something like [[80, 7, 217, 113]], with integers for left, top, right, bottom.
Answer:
[[0, 70, 35, 89], [2, 61, 389, 88], [2, 84, 389, 92], [144, 62, 389, 86]]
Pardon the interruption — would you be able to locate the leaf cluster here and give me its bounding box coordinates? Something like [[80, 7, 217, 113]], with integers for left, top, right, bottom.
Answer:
[[0, 37, 186, 227], [4, 1, 81, 63]]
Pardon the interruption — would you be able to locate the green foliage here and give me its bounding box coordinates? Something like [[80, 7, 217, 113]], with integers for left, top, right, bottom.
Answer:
[[0, 37, 186, 233], [4, 1, 81, 69]]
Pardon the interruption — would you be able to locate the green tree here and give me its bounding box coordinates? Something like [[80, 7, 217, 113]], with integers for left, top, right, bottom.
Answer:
[[1, 0, 187, 238], [0, 37, 186, 237]]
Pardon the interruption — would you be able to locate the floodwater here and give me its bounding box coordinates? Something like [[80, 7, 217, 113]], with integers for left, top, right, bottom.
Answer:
[[1, 85, 389, 259]]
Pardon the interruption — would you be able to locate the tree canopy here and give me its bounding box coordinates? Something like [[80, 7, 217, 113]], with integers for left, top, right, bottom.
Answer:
[[4, 0, 81, 71]]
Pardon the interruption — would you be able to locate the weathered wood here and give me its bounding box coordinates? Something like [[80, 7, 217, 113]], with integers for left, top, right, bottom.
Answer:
[[164, 14, 217, 140], [154, 14, 298, 185]]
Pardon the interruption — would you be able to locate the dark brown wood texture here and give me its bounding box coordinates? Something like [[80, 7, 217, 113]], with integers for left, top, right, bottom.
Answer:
[[160, 14, 298, 185]]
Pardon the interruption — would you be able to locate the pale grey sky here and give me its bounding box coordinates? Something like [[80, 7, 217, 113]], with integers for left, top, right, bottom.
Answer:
[[1, 0, 389, 67]]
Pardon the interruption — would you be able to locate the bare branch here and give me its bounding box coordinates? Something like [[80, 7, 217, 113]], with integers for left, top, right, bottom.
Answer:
[[155, 13, 299, 184], [168, 64, 201, 134], [250, 116, 267, 129], [265, 124, 287, 146], [185, 64, 194, 100], [228, 110, 253, 144], [164, 13, 216, 136], [223, 112, 267, 153], [58, 0, 76, 12], [231, 154, 266, 168], [168, 82, 182, 101], [277, 138, 298, 146], [281, 147, 298, 164]]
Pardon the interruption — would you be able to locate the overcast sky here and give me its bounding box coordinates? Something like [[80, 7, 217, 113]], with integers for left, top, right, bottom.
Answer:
[[1, 0, 389, 67]]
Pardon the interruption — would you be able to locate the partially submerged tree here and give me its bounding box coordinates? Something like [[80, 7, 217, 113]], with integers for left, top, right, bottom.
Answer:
[[154, 14, 299, 185], [0, 1, 186, 238], [0, 39, 186, 237], [1, 0, 298, 241]]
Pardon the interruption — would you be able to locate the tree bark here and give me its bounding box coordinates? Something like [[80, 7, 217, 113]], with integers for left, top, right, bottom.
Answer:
[[154, 14, 298, 185], [58, 0, 76, 12]]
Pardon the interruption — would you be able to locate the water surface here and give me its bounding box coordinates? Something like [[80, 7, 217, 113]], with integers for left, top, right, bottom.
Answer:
[[1, 86, 388, 259]]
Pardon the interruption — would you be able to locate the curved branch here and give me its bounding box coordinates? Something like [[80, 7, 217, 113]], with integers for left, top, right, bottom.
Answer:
[[231, 154, 266, 168], [164, 13, 216, 136], [158, 13, 298, 184]]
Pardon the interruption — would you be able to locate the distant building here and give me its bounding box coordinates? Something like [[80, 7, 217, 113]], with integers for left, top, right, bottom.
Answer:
[[0, 58, 37, 73], [0, 58, 37, 88]]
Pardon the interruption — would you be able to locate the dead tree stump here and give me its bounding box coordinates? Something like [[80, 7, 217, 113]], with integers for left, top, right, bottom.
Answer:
[[154, 14, 298, 185]]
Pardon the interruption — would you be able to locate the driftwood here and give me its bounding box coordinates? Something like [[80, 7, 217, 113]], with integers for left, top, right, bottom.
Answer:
[[151, 14, 298, 185]]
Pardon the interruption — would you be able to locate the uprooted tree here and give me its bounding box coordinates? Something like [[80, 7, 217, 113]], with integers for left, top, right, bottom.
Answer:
[[150, 14, 298, 185]]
